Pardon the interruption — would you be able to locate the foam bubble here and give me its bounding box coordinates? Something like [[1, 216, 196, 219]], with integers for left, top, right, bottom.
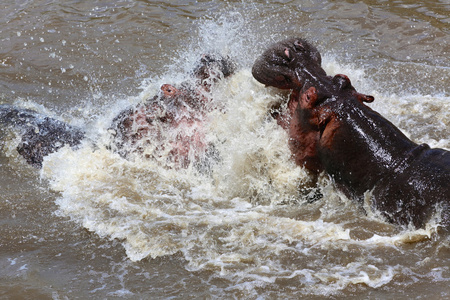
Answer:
[[34, 11, 450, 296]]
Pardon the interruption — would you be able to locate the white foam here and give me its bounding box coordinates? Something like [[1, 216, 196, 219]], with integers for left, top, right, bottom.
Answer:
[[34, 12, 450, 296]]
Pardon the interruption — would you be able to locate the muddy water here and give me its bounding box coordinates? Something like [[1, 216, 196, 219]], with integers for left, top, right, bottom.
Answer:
[[0, 0, 449, 299]]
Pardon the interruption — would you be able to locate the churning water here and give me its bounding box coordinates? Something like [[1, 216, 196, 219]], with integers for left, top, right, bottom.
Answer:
[[0, 1, 449, 299]]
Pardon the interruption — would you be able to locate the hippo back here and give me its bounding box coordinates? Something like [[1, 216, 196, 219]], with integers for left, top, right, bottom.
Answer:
[[1, 104, 85, 167], [373, 145, 450, 228]]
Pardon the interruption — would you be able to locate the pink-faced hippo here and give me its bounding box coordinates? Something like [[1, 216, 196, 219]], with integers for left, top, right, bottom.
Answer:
[[109, 54, 235, 168]]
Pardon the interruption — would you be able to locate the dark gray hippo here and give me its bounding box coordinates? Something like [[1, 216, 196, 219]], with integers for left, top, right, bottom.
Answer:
[[252, 38, 449, 230], [0, 105, 85, 168]]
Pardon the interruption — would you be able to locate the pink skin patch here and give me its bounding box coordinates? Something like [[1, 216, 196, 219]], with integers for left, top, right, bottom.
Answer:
[[112, 54, 235, 168], [117, 83, 213, 168]]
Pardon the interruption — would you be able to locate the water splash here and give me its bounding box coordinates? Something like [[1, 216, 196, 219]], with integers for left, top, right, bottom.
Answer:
[[31, 10, 450, 297]]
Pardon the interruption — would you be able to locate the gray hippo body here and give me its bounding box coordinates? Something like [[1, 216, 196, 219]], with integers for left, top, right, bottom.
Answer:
[[0, 105, 85, 168]]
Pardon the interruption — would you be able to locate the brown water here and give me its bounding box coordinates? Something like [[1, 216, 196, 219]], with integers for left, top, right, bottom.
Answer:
[[0, 0, 449, 299]]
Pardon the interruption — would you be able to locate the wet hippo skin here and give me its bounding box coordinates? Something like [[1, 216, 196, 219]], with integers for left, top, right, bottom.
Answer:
[[252, 38, 449, 229], [0, 105, 85, 168], [109, 54, 235, 168]]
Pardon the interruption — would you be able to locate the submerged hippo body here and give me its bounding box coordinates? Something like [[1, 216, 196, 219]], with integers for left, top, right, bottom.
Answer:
[[252, 38, 449, 229], [0, 105, 85, 168]]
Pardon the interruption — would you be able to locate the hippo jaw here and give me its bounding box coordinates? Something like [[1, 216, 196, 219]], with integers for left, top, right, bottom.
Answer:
[[252, 38, 326, 90], [287, 86, 328, 173]]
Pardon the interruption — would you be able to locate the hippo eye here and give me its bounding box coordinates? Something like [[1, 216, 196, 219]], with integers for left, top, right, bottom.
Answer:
[[161, 84, 178, 97]]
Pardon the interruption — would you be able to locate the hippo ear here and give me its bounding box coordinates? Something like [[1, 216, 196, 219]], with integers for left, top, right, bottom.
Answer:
[[355, 93, 375, 103], [333, 74, 375, 104]]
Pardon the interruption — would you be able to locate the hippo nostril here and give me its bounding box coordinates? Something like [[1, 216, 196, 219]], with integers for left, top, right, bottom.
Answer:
[[284, 48, 291, 60], [293, 40, 304, 51]]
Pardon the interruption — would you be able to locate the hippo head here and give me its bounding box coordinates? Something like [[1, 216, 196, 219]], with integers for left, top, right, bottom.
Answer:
[[288, 74, 374, 173], [192, 54, 236, 82], [252, 38, 326, 90]]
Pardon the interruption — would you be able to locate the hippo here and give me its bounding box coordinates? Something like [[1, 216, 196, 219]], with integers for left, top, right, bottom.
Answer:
[[109, 54, 235, 168], [0, 54, 235, 169], [0, 105, 85, 168], [252, 38, 450, 229]]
